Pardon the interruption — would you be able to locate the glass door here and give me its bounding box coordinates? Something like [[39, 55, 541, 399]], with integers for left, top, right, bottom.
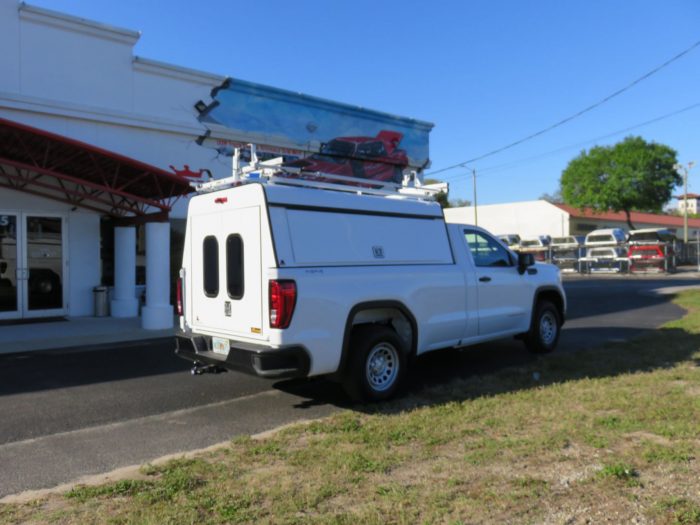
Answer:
[[0, 213, 21, 320], [23, 215, 67, 318]]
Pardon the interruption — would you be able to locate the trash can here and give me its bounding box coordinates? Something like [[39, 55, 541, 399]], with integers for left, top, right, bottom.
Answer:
[[93, 286, 109, 317]]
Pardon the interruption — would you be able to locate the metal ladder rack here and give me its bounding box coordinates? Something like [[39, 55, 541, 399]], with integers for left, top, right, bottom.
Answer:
[[192, 144, 447, 201]]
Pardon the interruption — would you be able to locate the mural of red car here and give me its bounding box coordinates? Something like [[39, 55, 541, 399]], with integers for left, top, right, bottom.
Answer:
[[283, 130, 408, 184]]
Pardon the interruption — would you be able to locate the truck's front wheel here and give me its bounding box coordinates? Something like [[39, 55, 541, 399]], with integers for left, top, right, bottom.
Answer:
[[524, 300, 561, 354], [343, 325, 406, 402]]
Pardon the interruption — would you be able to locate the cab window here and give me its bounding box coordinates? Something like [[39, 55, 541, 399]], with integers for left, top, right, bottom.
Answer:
[[464, 230, 514, 267]]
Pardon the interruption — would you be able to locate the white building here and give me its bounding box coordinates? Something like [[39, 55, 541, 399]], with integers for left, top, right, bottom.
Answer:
[[675, 194, 700, 215], [444, 200, 700, 240], [0, 1, 432, 328]]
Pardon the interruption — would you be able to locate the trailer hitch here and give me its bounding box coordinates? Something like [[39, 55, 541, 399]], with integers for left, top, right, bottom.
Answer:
[[191, 362, 228, 375]]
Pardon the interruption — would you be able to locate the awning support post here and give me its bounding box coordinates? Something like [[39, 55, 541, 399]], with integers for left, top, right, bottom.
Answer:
[[111, 226, 139, 318], [141, 221, 173, 330]]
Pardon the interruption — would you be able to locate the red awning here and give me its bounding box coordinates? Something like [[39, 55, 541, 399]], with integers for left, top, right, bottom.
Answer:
[[0, 117, 193, 220]]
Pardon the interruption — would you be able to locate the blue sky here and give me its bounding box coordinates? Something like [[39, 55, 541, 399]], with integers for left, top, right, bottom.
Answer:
[[31, 0, 700, 205]]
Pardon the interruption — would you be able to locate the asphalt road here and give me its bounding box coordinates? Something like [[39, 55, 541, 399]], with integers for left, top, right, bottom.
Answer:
[[0, 276, 691, 498]]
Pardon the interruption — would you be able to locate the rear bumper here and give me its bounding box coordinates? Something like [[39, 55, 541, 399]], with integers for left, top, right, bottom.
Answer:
[[630, 259, 669, 272], [175, 332, 310, 379]]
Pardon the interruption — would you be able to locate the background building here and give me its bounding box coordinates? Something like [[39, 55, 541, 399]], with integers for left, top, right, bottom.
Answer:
[[444, 200, 700, 239], [675, 193, 700, 215]]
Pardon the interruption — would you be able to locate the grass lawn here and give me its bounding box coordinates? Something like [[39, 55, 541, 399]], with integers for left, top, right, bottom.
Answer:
[[2, 292, 700, 524]]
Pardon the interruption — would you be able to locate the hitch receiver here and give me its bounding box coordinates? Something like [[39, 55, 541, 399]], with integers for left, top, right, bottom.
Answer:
[[191, 362, 228, 375]]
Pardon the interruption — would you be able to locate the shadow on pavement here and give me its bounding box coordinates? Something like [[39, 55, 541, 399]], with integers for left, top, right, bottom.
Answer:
[[562, 277, 688, 321], [0, 340, 188, 396], [274, 324, 699, 411], [0, 277, 687, 399]]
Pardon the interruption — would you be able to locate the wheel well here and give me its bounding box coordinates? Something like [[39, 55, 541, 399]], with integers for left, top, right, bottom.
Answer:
[[352, 307, 413, 350], [536, 289, 565, 324], [338, 302, 417, 376]]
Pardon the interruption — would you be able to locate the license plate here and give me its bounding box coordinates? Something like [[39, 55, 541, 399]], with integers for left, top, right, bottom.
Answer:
[[212, 337, 230, 356]]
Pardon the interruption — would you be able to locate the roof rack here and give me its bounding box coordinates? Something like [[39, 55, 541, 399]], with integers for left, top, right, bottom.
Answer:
[[192, 144, 447, 201]]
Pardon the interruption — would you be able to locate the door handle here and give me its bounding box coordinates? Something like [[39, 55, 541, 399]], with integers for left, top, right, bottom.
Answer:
[[479, 276, 492, 282]]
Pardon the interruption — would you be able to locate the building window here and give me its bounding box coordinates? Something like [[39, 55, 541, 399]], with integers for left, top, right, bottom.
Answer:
[[203, 236, 219, 297], [226, 234, 244, 299]]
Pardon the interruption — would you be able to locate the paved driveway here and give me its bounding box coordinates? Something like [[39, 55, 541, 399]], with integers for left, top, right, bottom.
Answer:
[[0, 276, 691, 498]]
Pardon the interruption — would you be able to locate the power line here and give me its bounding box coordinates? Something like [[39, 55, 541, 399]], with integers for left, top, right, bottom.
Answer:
[[439, 101, 700, 182], [427, 38, 700, 177]]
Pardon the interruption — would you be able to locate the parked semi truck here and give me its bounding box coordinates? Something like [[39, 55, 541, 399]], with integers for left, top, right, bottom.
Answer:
[[175, 161, 566, 401]]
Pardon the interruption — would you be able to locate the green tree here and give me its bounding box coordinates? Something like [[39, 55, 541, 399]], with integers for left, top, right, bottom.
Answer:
[[560, 136, 680, 229], [539, 190, 563, 204], [434, 191, 450, 208], [422, 178, 471, 209], [424, 177, 450, 208]]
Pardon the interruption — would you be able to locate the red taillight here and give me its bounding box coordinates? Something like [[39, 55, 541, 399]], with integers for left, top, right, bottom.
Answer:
[[269, 280, 296, 329], [176, 277, 183, 316]]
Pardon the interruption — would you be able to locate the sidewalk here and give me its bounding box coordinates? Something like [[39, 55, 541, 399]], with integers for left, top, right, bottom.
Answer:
[[0, 316, 173, 355]]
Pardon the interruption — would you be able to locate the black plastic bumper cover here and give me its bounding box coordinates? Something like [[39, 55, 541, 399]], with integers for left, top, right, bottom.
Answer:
[[175, 332, 310, 379]]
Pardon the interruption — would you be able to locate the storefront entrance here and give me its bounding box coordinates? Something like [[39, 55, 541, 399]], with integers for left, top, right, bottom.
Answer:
[[0, 212, 68, 320]]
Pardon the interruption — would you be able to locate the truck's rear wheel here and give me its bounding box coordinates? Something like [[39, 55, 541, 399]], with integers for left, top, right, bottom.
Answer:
[[524, 300, 561, 354], [343, 325, 406, 402]]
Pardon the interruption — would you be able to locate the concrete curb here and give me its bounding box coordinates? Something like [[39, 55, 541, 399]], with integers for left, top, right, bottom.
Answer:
[[0, 418, 315, 504]]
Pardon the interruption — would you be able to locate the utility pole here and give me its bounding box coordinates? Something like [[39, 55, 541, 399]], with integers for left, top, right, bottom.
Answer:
[[472, 168, 478, 226], [675, 161, 695, 243]]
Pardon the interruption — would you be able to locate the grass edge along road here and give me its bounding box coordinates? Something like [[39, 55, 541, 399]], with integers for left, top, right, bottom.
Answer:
[[2, 292, 700, 524]]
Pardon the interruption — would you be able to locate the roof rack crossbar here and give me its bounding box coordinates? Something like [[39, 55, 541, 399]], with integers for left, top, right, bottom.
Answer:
[[192, 144, 447, 201]]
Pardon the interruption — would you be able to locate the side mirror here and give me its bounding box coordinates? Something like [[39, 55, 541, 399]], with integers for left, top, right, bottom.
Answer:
[[518, 252, 535, 274]]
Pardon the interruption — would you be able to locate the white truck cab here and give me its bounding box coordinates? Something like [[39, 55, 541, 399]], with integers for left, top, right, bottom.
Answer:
[[176, 170, 566, 401]]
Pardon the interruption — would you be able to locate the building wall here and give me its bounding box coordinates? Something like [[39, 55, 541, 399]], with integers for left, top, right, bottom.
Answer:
[[568, 218, 632, 235], [0, 0, 21, 94], [0, 0, 230, 220], [444, 201, 570, 239], [18, 8, 135, 111]]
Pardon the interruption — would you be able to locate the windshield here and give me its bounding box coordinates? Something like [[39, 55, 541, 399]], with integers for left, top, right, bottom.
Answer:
[[587, 234, 615, 243], [356, 141, 387, 158], [629, 232, 659, 242], [520, 240, 542, 247], [629, 231, 674, 244], [589, 249, 617, 257], [320, 140, 356, 157], [552, 237, 574, 245], [630, 246, 663, 256]]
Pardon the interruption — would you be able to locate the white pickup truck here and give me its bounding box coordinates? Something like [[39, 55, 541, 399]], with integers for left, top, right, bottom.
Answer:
[[176, 182, 566, 401]]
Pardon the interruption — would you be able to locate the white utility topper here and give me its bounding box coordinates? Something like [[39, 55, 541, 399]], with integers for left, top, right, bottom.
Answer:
[[176, 146, 567, 401]]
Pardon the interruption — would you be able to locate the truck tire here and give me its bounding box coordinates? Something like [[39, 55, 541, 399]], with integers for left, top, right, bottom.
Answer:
[[343, 325, 406, 402], [524, 300, 561, 354]]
